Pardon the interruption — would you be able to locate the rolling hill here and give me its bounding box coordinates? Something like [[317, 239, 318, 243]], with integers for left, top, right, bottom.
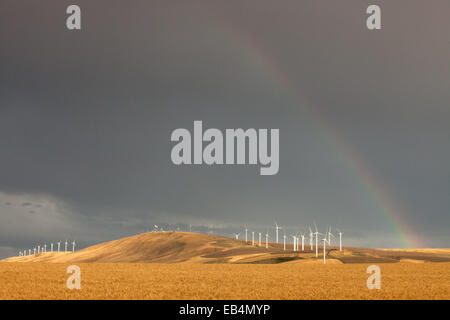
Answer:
[[3, 232, 450, 264]]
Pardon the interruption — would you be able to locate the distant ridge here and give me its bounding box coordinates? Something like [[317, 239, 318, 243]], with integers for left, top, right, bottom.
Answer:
[[3, 232, 450, 264]]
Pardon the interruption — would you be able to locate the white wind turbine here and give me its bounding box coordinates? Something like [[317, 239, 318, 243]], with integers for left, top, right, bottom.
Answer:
[[265, 231, 269, 249], [322, 228, 335, 264], [33, 248, 36, 255], [313, 222, 323, 258], [28, 249, 31, 256], [327, 226, 335, 244], [283, 234, 287, 251], [37, 245, 40, 254], [322, 236, 328, 264], [258, 232, 262, 247], [57, 241, 61, 252], [300, 233, 305, 251], [274, 221, 282, 243], [309, 227, 314, 250], [44, 244, 47, 253], [50, 243, 53, 252], [293, 233, 300, 251], [291, 235, 297, 251], [337, 229, 344, 251], [72, 240, 76, 253], [234, 233, 240, 240], [252, 231, 255, 246], [245, 228, 248, 243], [65, 240, 68, 252]]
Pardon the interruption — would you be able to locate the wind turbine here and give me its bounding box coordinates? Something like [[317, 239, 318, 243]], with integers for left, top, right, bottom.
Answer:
[[283, 233, 287, 251], [274, 221, 282, 243], [265, 231, 269, 249], [313, 222, 322, 258], [28, 249, 31, 256], [37, 245, 40, 254], [245, 228, 248, 243], [44, 244, 47, 252], [234, 233, 240, 240], [337, 229, 344, 251], [65, 240, 68, 252], [291, 235, 297, 251], [72, 240, 76, 253], [322, 236, 328, 264], [50, 243, 53, 252], [327, 226, 335, 244], [57, 241, 61, 252], [33, 248, 36, 255], [301, 233, 305, 251], [258, 232, 262, 247], [309, 227, 314, 251], [252, 231, 255, 246]]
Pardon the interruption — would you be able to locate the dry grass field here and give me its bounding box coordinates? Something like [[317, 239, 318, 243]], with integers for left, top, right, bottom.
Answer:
[[2, 232, 450, 300], [1, 262, 449, 300]]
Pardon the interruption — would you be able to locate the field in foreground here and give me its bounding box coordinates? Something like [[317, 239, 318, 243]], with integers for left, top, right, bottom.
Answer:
[[1, 262, 449, 299]]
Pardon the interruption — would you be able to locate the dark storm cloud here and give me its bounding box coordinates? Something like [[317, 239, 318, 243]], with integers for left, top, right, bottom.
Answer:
[[0, 0, 449, 258]]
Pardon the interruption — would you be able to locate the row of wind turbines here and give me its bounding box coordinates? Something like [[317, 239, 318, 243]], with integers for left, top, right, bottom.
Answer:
[[18, 240, 77, 257], [234, 221, 344, 264]]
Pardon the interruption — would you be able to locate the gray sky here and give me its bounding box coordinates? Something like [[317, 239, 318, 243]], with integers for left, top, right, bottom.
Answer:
[[1, 1, 449, 258]]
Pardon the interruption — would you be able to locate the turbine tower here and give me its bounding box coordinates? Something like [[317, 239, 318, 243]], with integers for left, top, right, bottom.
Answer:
[[72, 240, 76, 253], [274, 221, 281, 243], [57, 241, 61, 252], [265, 232, 269, 249], [252, 231, 255, 246], [245, 228, 248, 243], [309, 227, 314, 250], [337, 229, 344, 251], [291, 235, 297, 251], [313, 222, 322, 258], [234, 233, 240, 240], [301, 234, 305, 251], [327, 226, 334, 244], [50, 243, 53, 252], [322, 237, 328, 264], [65, 240, 68, 252], [283, 234, 286, 251]]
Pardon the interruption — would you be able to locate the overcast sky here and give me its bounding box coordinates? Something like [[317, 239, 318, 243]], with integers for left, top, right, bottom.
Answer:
[[1, 1, 449, 258]]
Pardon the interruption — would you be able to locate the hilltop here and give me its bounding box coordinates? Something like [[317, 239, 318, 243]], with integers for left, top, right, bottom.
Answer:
[[3, 232, 450, 264]]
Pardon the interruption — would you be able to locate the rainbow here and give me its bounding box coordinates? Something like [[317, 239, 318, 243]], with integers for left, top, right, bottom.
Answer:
[[215, 23, 424, 248]]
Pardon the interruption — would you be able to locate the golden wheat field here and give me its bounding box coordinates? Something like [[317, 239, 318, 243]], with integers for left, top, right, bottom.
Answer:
[[1, 262, 449, 300]]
